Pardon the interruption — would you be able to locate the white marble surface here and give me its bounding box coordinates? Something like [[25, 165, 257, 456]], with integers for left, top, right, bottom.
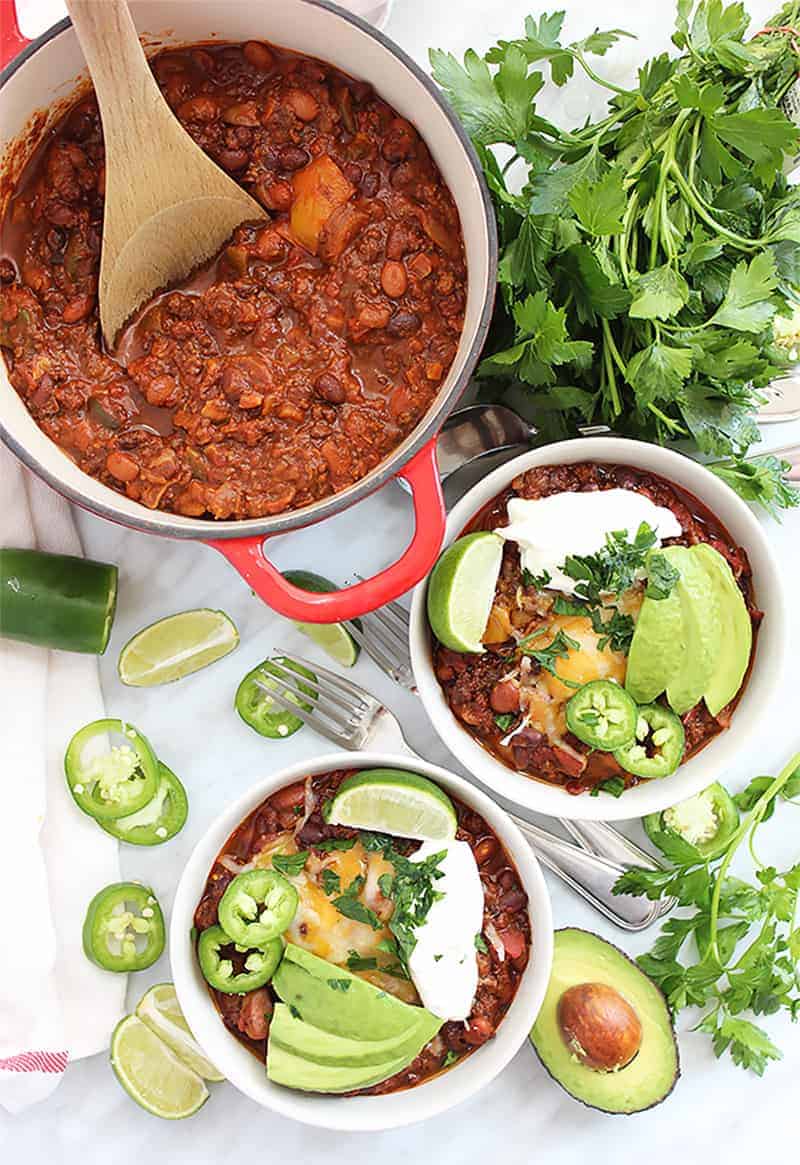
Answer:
[[2, 0, 799, 1160]]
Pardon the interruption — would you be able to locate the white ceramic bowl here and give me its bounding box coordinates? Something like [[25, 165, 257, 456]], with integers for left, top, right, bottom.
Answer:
[[409, 437, 786, 822], [170, 751, 553, 1131]]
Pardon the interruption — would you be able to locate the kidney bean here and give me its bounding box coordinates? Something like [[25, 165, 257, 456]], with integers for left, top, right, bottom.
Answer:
[[380, 260, 407, 299], [243, 40, 274, 70], [315, 372, 346, 403], [463, 1015, 494, 1046], [105, 451, 139, 482], [222, 101, 260, 127], [285, 89, 319, 122], [278, 145, 310, 171], [357, 303, 392, 330], [270, 780, 307, 811], [217, 148, 249, 171], [361, 171, 380, 198], [499, 888, 528, 912], [191, 48, 215, 73], [386, 309, 420, 337]]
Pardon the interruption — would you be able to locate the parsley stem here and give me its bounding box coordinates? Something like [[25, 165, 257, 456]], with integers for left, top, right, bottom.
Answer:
[[601, 319, 622, 415], [668, 162, 763, 250], [572, 51, 636, 99], [708, 751, 800, 963]]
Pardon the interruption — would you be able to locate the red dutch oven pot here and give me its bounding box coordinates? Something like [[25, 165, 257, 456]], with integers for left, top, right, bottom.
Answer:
[[0, 0, 496, 621]]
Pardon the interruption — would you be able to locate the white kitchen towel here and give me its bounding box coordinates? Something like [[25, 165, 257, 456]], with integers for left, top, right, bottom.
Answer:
[[0, 445, 126, 1113]]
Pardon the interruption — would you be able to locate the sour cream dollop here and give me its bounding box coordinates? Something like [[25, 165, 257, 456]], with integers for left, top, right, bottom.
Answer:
[[406, 839, 484, 1021], [495, 488, 682, 595]]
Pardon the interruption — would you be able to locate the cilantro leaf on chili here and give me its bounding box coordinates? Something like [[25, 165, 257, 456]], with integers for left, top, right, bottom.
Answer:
[[271, 851, 309, 877]]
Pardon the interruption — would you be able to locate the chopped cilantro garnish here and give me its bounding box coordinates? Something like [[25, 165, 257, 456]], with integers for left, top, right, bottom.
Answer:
[[474, 933, 489, 953]]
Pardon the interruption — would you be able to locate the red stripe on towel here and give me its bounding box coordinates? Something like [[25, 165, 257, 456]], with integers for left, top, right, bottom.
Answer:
[[0, 1051, 68, 1073]]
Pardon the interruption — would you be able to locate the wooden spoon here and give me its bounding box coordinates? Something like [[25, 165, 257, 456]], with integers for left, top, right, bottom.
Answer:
[[66, 0, 266, 347]]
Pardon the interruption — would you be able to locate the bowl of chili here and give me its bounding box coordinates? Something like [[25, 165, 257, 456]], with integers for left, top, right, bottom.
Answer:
[[170, 750, 553, 1130], [0, 0, 496, 621], [409, 437, 786, 822]]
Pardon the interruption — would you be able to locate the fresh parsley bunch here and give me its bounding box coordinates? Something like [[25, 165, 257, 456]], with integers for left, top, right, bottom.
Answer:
[[430, 2, 800, 515], [614, 751, 800, 1074]]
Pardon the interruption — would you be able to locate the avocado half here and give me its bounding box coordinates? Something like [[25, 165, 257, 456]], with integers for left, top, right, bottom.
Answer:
[[529, 929, 679, 1114]]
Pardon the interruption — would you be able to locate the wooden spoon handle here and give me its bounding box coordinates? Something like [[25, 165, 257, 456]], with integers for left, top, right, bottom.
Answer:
[[65, 0, 163, 159]]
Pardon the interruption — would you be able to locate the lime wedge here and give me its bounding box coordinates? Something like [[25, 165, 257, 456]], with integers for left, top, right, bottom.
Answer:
[[326, 768, 457, 840], [282, 569, 359, 667], [136, 983, 224, 1082], [110, 1015, 209, 1119], [118, 609, 239, 686], [426, 532, 504, 653]]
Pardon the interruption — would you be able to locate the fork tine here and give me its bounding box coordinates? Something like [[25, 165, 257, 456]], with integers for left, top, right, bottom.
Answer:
[[345, 622, 401, 677], [273, 652, 376, 704], [253, 674, 350, 723], [369, 600, 409, 638], [260, 659, 360, 717], [260, 686, 353, 746], [363, 607, 409, 653]]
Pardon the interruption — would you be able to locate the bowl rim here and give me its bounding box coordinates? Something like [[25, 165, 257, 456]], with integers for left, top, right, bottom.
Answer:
[[169, 749, 554, 1131], [409, 436, 787, 822]]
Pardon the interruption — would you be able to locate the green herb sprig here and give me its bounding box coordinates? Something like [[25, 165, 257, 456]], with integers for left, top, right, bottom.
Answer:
[[614, 751, 800, 1074], [430, 3, 800, 516]]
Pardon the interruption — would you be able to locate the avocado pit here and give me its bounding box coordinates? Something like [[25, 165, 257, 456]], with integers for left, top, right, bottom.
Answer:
[[556, 981, 642, 1072]]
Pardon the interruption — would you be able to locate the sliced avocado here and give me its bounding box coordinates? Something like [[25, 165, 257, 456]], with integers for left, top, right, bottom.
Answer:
[[660, 545, 720, 715], [690, 544, 752, 716], [267, 1039, 407, 1093], [269, 1002, 433, 1068], [272, 945, 440, 1042], [530, 928, 679, 1115], [625, 555, 686, 706]]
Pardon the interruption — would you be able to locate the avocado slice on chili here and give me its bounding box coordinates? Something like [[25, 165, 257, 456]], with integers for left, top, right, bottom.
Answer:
[[691, 544, 752, 716], [529, 928, 679, 1114], [269, 1001, 436, 1069], [267, 1040, 410, 1093], [644, 781, 739, 861]]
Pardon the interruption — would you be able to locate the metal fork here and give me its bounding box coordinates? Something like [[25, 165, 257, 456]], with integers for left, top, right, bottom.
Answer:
[[256, 654, 667, 931], [343, 596, 668, 877]]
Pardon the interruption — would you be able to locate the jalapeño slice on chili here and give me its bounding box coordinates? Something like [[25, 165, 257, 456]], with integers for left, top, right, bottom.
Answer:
[[197, 925, 283, 994], [99, 762, 188, 846], [613, 704, 685, 779], [565, 680, 638, 751], [218, 869, 299, 947], [235, 657, 317, 740], [65, 718, 159, 820], [83, 882, 165, 972]]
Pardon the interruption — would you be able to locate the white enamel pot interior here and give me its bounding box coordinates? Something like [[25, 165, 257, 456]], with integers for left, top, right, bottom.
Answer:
[[0, 0, 496, 618], [170, 750, 553, 1131], [409, 437, 786, 822]]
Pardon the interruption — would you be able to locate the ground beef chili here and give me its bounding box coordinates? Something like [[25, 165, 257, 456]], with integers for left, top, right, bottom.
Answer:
[[0, 42, 466, 519], [431, 462, 761, 795], [193, 768, 531, 1095]]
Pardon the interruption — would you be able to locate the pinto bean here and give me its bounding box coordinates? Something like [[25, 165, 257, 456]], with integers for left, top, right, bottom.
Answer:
[[243, 40, 275, 70], [217, 148, 249, 171], [286, 89, 319, 122], [356, 303, 392, 330], [380, 260, 407, 299], [489, 680, 520, 714], [463, 1015, 494, 1046], [472, 836, 499, 866], [255, 179, 293, 212], [222, 101, 260, 127], [177, 95, 218, 122], [237, 989, 273, 1040]]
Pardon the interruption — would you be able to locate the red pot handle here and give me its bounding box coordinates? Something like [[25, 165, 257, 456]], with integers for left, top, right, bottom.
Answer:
[[207, 438, 445, 622], [0, 0, 29, 70]]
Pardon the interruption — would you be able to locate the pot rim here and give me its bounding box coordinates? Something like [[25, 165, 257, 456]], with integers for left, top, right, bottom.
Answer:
[[0, 0, 497, 540]]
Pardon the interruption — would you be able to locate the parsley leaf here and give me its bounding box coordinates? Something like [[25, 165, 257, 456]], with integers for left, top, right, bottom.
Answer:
[[563, 522, 657, 602], [271, 851, 309, 877], [519, 627, 581, 687], [709, 252, 781, 334], [522, 566, 551, 588], [320, 868, 340, 896], [494, 712, 516, 732], [346, 950, 378, 972], [589, 776, 626, 798], [326, 978, 351, 992], [332, 875, 382, 931], [475, 933, 489, 953], [316, 837, 357, 853], [629, 264, 690, 321], [711, 456, 800, 520], [568, 166, 627, 236], [645, 552, 681, 600]]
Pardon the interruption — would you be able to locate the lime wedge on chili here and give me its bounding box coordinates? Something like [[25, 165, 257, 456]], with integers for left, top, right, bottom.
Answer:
[[110, 1015, 208, 1119], [136, 983, 224, 1082], [118, 609, 239, 687], [426, 532, 504, 653], [283, 569, 359, 667], [326, 768, 457, 840]]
